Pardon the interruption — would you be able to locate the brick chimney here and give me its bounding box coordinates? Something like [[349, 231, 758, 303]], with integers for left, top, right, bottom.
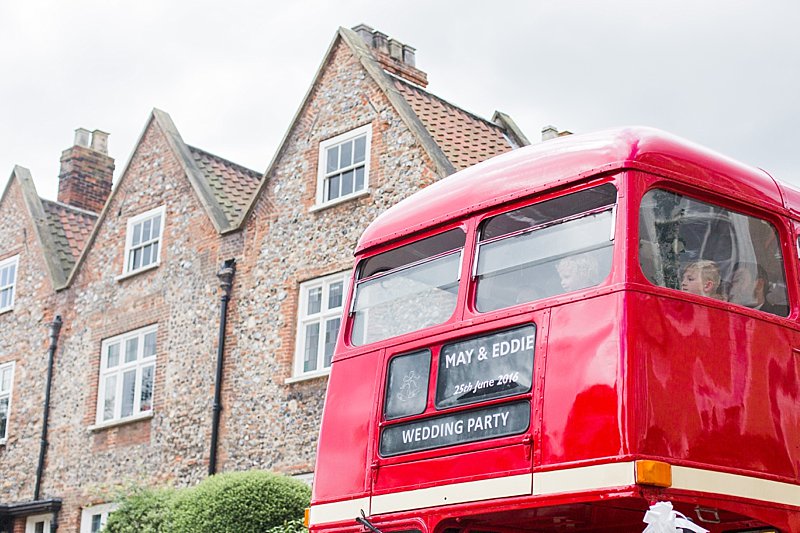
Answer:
[[352, 24, 428, 88], [57, 128, 114, 213]]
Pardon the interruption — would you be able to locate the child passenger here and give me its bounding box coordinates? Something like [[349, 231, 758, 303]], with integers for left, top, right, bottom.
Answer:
[[681, 260, 724, 300]]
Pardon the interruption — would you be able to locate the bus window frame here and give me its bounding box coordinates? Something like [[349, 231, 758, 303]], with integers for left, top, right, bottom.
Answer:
[[466, 176, 621, 315], [631, 175, 794, 320]]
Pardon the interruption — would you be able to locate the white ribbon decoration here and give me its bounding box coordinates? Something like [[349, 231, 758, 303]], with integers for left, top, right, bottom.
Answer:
[[642, 501, 709, 533]]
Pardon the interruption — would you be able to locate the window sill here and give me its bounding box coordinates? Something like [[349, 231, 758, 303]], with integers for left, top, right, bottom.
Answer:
[[115, 262, 160, 282], [89, 411, 153, 432], [310, 190, 370, 213], [0, 307, 12, 316], [285, 368, 330, 384]]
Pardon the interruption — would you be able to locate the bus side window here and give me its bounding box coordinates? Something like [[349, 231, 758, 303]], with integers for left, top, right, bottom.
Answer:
[[639, 189, 789, 316]]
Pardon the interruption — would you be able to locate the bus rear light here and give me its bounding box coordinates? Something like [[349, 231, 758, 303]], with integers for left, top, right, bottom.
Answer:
[[635, 460, 672, 488]]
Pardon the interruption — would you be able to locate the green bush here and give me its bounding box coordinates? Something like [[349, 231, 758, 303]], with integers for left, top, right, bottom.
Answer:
[[170, 471, 311, 533], [103, 486, 177, 533]]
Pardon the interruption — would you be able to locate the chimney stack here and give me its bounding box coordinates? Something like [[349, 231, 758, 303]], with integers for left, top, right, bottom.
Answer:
[[351, 24, 428, 88], [541, 125, 572, 142], [57, 128, 114, 213]]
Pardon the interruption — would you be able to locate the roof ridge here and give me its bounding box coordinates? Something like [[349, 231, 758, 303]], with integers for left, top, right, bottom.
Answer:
[[187, 144, 263, 178], [392, 75, 506, 132], [40, 198, 100, 218]]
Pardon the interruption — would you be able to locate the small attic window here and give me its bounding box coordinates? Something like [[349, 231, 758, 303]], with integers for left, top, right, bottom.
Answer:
[[0, 255, 19, 313], [123, 206, 165, 276], [316, 125, 371, 207]]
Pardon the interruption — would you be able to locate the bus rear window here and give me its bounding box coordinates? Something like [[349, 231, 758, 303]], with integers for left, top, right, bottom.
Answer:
[[639, 189, 788, 316], [352, 229, 466, 345], [475, 184, 617, 312]]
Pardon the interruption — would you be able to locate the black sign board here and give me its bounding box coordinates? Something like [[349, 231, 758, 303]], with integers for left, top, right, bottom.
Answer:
[[379, 401, 530, 457], [435, 325, 535, 409]]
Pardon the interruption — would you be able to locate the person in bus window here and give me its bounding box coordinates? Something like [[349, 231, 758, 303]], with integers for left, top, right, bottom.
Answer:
[[680, 260, 724, 300], [729, 262, 783, 315], [556, 253, 600, 293]]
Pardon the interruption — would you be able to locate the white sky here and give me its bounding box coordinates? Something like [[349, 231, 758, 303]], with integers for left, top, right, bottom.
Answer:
[[2, 0, 799, 201]]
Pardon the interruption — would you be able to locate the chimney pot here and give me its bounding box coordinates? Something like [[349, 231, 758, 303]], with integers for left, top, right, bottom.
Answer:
[[372, 31, 389, 54], [541, 125, 559, 141], [90, 130, 109, 154], [352, 24, 374, 46], [402, 45, 416, 67], [74, 128, 91, 148], [388, 38, 403, 61]]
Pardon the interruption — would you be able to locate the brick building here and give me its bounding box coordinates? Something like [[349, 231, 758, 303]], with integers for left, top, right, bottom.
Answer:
[[0, 25, 527, 532]]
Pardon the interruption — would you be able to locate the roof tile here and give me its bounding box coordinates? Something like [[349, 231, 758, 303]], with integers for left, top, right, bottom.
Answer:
[[41, 200, 98, 277], [188, 146, 262, 223]]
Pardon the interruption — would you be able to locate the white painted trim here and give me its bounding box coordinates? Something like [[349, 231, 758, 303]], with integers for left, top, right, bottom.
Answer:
[[122, 205, 165, 275], [315, 124, 372, 207], [672, 465, 800, 507], [533, 461, 635, 495], [0, 360, 15, 441], [0, 254, 19, 312], [371, 473, 532, 515], [308, 462, 800, 526], [308, 496, 370, 526], [25, 513, 52, 533], [80, 502, 118, 533]]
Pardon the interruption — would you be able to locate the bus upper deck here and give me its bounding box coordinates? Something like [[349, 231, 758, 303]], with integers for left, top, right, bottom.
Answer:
[[311, 127, 800, 533]]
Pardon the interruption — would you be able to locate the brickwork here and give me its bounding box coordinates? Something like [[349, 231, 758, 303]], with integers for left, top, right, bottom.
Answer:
[[57, 145, 114, 214], [0, 26, 520, 532], [0, 177, 62, 503]]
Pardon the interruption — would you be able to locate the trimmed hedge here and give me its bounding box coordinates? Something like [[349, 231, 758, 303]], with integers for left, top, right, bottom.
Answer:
[[171, 471, 310, 533], [103, 471, 310, 533], [103, 486, 176, 533]]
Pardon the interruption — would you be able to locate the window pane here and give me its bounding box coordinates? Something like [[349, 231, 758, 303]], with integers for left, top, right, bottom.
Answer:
[[324, 318, 340, 367], [142, 219, 152, 241], [140, 365, 154, 412], [132, 223, 142, 246], [0, 289, 8, 309], [91, 514, 102, 533], [151, 241, 159, 263], [125, 338, 138, 363], [151, 214, 161, 237], [107, 343, 120, 368], [35, 521, 45, 533], [340, 140, 353, 167], [1, 367, 10, 391], [142, 243, 152, 267], [328, 281, 343, 309], [384, 350, 430, 420], [307, 287, 322, 315], [326, 175, 340, 201], [341, 170, 354, 196], [121, 370, 136, 418], [103, 375, 117, 421], [0, 266, 7, 285], [143, 332, 156, 357], [354, 166, 365, 192], [354, 135, 366, 163], [0, 397, 8, 438], [326, 145, 339, 173], [131, 248, 142, 271], [304, 323, 320, 373], [639, 189, 788, 315]]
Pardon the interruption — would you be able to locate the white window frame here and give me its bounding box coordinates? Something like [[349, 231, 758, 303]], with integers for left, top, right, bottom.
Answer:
[[292, 272, 349, 380], [122, 206, 165, 275], [80, 503, 118, 533], [0, 361, 15, 443], [315, 124, 371, 207], [0, 254, 19, 313], [25, 514, 52, 533], [95, 325, 158, 425]]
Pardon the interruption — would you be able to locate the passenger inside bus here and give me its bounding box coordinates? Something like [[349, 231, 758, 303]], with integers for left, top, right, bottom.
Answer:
[[729, 262, 786, 315], [680, 260, 723, 300], [556, 253, 600, 293]]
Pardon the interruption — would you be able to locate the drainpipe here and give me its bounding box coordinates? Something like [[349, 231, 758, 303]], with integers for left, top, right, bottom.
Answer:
[[34, 316, 61, 502], [209, 259, 235, 476]]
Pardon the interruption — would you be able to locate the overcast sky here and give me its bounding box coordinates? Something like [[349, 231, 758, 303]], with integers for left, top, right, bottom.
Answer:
[[2, 1, 799, 201]]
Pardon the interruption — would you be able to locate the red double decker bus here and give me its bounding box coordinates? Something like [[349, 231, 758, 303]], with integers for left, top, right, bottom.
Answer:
[[309, 128, 800, 532]]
